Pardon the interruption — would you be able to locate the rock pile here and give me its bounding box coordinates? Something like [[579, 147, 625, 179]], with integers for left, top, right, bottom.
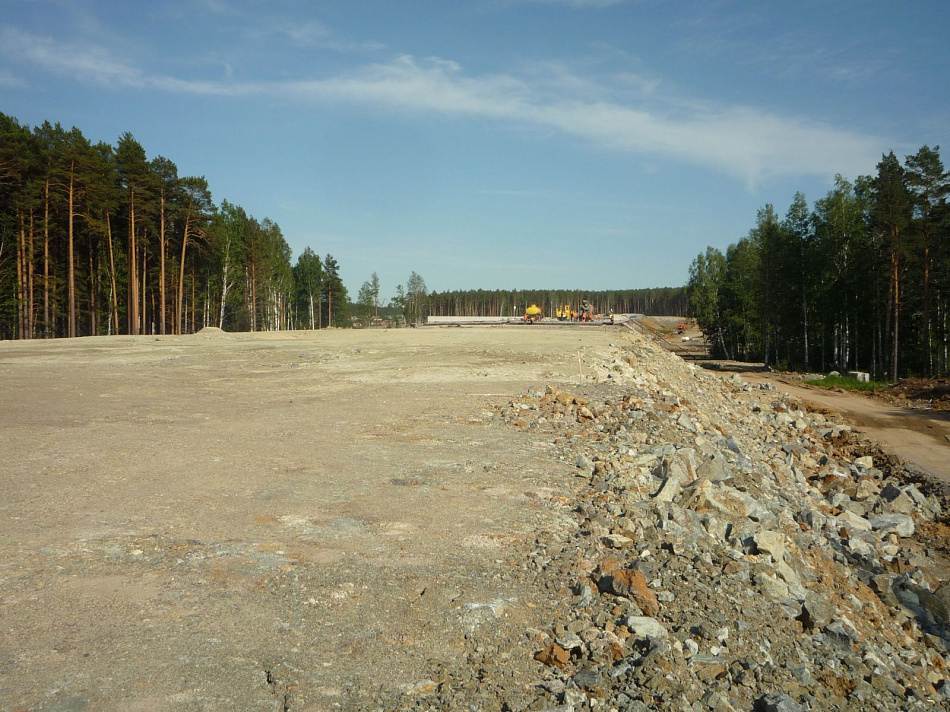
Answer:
[[434, 328, 950, 711]]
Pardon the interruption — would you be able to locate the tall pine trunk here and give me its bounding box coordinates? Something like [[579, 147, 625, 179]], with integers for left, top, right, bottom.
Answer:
[[68, 165, 76, 338], [923, 240, 932, 376], [28, 211, 35, 338], [106, 212, 119, 334], [44, 180, 50, 338], [128, 187, 139, 335], [177, 209, 192, 335], [890, 251, 900, 380], [141, 233, 148, 334], [16, 214, 26, 339], [159, 188, 167, 335], [89, 249, 96, 335], [250, 260, 257, 331]]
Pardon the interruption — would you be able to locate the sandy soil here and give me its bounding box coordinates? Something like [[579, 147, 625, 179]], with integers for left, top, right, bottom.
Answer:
[[0, 325, 620, 711], [5, 324, 947, 711]]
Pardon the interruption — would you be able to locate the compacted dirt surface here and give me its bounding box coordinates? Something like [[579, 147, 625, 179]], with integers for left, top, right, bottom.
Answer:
[[739, 373, 950, 485], [0, 326, 614, 711], [4, 325, 950, 712]]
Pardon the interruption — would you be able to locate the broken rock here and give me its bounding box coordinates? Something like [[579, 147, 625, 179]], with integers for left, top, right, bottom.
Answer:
[[870, 512, 915, 537]]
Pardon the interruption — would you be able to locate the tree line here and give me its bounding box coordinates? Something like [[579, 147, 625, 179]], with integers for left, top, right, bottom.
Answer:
[[686, 146, 949, 379], [1, 110, 688, 340], [353, 270, 430, 326], [0, 111, 350, 339], [424, 287, 686, 319]]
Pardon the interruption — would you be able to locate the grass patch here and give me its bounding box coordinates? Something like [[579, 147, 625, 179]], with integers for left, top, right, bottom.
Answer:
[[803, 374, 889, 393]]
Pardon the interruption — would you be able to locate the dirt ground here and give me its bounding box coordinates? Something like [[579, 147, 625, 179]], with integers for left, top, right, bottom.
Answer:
[[0, 325, 621, 711], [880, 377, 950, 412], [641, 319, 950, 486], [740, 372, 950, 486], [5, 324, 950, 711]]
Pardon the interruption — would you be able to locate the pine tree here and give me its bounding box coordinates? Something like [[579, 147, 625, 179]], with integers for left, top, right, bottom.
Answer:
[[904, 146, 949, 375], [174, 176, 213, 334], [405, 271, 428, 325], [292, 247, 323, 329], [115, 133, 151, 335], [323, 254, 347, 327], [872, 152, 913, 379]]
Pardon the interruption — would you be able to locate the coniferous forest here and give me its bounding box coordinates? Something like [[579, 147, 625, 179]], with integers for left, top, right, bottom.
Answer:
[[425, 287, 686, 319], [0, 112, 350, 339], [0, 112, 686, 340], [687, 147, 949, 380]]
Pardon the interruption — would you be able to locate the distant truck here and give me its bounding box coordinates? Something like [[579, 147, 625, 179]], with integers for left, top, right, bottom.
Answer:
[[523, 304, 543, 323]]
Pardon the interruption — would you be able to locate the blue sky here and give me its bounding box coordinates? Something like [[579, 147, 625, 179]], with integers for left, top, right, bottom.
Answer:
[[1, 1, 947, 300]]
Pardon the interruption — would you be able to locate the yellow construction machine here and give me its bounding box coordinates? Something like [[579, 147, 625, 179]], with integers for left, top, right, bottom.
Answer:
[[523, 304, 543, 323]]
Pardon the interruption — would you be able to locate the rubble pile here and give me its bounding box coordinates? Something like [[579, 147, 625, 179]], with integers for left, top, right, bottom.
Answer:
[[439, 329, 950, 711]]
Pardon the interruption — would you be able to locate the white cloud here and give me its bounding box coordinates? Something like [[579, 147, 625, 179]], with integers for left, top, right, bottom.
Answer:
[[510, 0, 630, 7], [197, 0, 240, 16], [0, 25, 884, 186], [278, 55, 883, 186], [0, 69, 26, 88], [283, 56, 530, 119], [253, 18, 386, 53], [0, 25, 253, 94], [0, 25, 152, 87]]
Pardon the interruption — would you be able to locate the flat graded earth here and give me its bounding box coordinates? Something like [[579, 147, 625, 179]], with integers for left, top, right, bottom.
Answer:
[[0, 326, 615, 711]]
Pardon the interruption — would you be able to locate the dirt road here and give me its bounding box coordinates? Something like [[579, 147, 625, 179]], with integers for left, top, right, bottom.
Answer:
[[0, 326, 617, 711], [744, 372, 950, 485]]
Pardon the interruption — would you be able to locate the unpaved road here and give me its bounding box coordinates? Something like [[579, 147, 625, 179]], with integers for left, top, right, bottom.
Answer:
[[744, 372, 950, 484], [0, 326, 618, 711]]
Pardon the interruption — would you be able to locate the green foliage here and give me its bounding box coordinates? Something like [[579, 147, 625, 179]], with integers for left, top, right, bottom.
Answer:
[[405, 271, 428, 325], [355, 275, 376, 325], [369, 272, 380, 316], [323, 254, 348, 327], [208, 199, 247, 329], [687, 247, 726, 353], [687, 146, 950, 379], [292, 247, 324, 329], [802, 375, 889, 393], [0, 110, 343, 338], [390, 283, 407, 321], [424, 286, 686, 320]]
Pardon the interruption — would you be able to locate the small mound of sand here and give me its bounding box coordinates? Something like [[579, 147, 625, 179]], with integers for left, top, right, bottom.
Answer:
[[196, 326, 228, 337]]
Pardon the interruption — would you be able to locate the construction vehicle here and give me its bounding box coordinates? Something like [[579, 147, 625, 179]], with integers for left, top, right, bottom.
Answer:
[[579, 299, 595, 322], [554, 305, 572, 321], [523, 304, 543, 323]]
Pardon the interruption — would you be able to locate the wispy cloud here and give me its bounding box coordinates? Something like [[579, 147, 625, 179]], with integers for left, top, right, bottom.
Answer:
[[477, 188, 569, 198], [507, 0, 630, 7], [249, 18, 386, 53], [279, 55, 884, 186], [195, 0, 241, 17], [671, 5, 903, 89], [1, 25, 146, 87], [1, 26, 884, 186], [0, 69, 26, 88], [0, 25, 254, 94]]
